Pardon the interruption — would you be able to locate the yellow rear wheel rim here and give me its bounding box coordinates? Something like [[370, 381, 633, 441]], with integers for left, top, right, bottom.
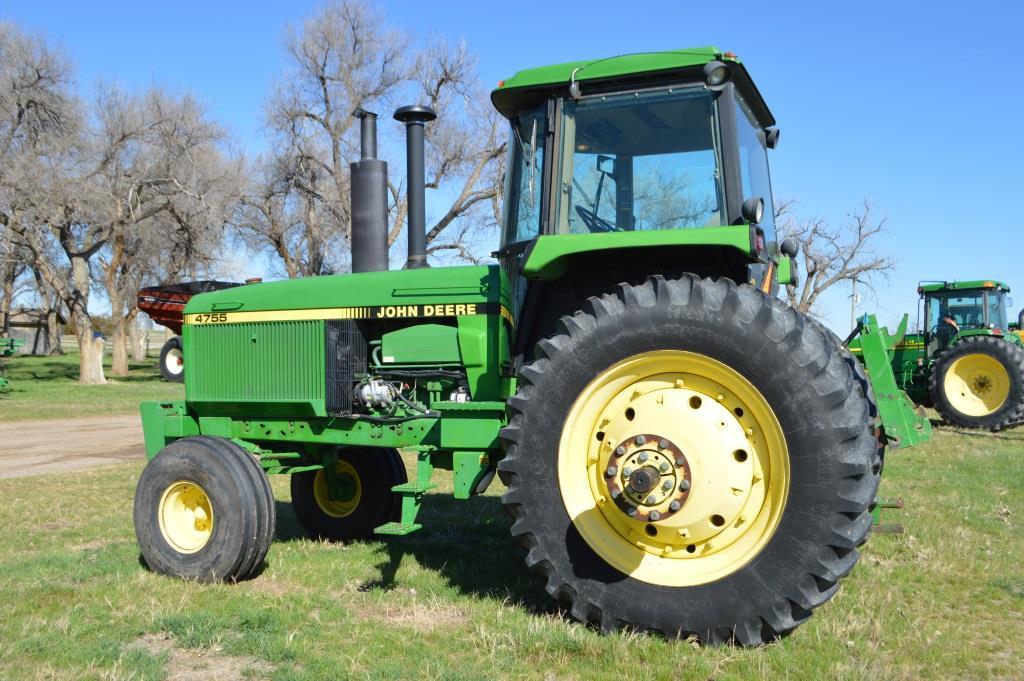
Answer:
[[944, 353, 1010, 416], [313, 461, 362, 518], [558, 350, 789, 587], [159, 481, 214, 554]]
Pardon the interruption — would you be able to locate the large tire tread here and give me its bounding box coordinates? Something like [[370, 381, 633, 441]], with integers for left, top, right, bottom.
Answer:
[[497, 275, 879, 644]]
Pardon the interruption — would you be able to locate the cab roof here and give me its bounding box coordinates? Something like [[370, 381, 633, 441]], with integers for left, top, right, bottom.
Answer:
[[491, 47, 775, 127], [918, 280, 1011, 293]]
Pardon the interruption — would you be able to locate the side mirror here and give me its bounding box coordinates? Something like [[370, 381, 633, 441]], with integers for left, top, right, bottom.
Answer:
[[780, 237, 800, 258], [596, 155, 615, 176], [765, 127, 780, 149]]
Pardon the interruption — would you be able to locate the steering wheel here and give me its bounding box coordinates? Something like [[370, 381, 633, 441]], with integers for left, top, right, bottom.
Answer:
[[575, 206, 618, 233]]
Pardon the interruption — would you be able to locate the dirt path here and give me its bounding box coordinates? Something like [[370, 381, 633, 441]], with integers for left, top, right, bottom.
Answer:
[[0, 414, 144, 479]]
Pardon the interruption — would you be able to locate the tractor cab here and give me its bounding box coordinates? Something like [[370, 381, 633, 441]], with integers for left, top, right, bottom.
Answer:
[[490, 49, 788, 322], [919, 280, 1013, 355]]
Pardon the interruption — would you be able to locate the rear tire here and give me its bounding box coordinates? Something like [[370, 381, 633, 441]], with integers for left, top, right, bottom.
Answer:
[[498, 275, 878, 644], [290, 447, 407, 541], [134, 436, 275, 582], [929, 336, 1024, 431], [159, 336, 184, 383]]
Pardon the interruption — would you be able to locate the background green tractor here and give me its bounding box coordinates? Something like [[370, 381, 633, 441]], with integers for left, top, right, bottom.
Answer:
[[132, 48, 928, 644], [852, 280, 1024, 430]]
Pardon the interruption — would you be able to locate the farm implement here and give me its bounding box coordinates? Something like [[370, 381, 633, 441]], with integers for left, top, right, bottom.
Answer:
[[133, 48, 930, 644], [137, 281, 242, 382]]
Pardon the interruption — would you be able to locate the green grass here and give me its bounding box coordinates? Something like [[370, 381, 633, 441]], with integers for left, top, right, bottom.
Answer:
[[0, 352, 183, 421], [0, 428, 1021, 680]]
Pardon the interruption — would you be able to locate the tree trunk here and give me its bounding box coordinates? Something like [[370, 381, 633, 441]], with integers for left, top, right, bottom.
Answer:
[[70, 255, 105, 385], [129, 315, 147, 362], [0, 256, 14, 338], [46, 304, 62, 355]]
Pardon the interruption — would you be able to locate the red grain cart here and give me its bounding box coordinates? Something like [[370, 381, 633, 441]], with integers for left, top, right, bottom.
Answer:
[[137, 281, 242, 381]]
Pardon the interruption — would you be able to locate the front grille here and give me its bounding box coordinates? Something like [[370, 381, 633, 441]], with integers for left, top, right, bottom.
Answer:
[[325, 320, 368, 414], [187, 320, 325, 406]]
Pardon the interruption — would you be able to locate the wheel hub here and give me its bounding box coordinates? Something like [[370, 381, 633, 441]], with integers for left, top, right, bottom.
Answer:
[[605, 434, 691, 520]]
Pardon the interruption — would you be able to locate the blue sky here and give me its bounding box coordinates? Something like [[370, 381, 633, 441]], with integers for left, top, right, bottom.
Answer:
[[4, 1, 1022, 333]]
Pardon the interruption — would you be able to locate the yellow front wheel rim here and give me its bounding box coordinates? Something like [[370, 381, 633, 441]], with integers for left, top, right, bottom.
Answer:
[[558, 350, 789, 587], [313, 461, 362, 518], [159, 481, 214, 554], [944, 353, 1010, 416]]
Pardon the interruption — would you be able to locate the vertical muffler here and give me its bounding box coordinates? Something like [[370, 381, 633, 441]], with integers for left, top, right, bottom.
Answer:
[[349, 108, 389, 273], [394, 105, 437, 269]]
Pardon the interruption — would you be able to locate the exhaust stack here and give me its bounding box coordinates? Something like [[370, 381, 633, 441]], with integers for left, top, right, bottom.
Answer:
[[349, 109, 389, 273], [394, 105, 437, 269]]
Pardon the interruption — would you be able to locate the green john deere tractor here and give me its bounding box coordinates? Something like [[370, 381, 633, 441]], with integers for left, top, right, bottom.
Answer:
[[133, 48, 930, 644], [851, 280, 1024, 431]]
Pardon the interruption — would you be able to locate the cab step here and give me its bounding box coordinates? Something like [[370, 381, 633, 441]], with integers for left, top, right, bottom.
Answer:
[[391, 482, 437, 494], [374, 522, 423, 536]]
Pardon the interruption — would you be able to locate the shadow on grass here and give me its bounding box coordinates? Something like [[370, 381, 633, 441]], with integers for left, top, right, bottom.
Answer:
[[5, 355, 162, 383], [273, 494, 556, 615]]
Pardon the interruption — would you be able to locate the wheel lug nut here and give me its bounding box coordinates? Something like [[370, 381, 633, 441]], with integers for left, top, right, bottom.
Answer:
[[662, 480, 672, 491], [675, 457, 685, 467], [679, 480, 691, 491], [623, 467, 633, 477], [610, 487, 621, 499], [645, 494, 656, 505], [635, 435, 646, 446], [615, 446, 626, 457], [659, 462, 669, 473], [649, 511, 661, 521], [669, 500, 681, 512], [626, 506, 637, 516], [638, 452, 649, 463], [658, 439, 668, 449], [606, 465, 618, 477]]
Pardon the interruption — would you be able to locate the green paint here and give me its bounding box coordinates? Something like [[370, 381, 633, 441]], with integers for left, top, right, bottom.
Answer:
[[918, 280, 1010, 293], [521, 226, 755, 280], [850, 314, 932, 448], [776, 255, 795, 286], [381, 324, 462, 365]]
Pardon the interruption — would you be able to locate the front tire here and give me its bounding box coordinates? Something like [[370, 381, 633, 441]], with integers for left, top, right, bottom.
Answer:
[[498, 275, 878, 644], [290, 447, 407, 541], [929, 336, 1024, 430], [134, 436, 276, 582]]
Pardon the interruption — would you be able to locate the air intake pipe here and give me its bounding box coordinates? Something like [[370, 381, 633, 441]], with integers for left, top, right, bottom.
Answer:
[[394, 105, 437, 269], [350, 108, 389, 273]]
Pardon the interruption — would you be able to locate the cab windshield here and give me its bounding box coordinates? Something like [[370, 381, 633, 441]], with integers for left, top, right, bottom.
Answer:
[[926, 291, 1008, 331], [555, 87, 723, 234]]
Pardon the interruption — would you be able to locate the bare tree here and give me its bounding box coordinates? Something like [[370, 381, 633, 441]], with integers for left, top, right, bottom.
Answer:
[[92, 87, 240, 375], [777, 199, 896, 317], [243, 1, 505, 276]]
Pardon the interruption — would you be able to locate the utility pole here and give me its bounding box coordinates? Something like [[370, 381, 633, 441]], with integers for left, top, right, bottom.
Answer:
[[849, 278, 862, 332]]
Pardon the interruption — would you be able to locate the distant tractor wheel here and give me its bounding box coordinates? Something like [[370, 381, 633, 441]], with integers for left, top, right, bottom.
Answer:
[[134, 436, 276, 582], [498, 275, 878, 644], [159, 336, 184, 382], [290, 447, 407, 541], [929, 336, 1024, 430]]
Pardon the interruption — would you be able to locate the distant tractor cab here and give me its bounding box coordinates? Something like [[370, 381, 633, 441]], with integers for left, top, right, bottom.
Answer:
[[132, 48, 929, 645], [854, 280, 1024, 431]]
